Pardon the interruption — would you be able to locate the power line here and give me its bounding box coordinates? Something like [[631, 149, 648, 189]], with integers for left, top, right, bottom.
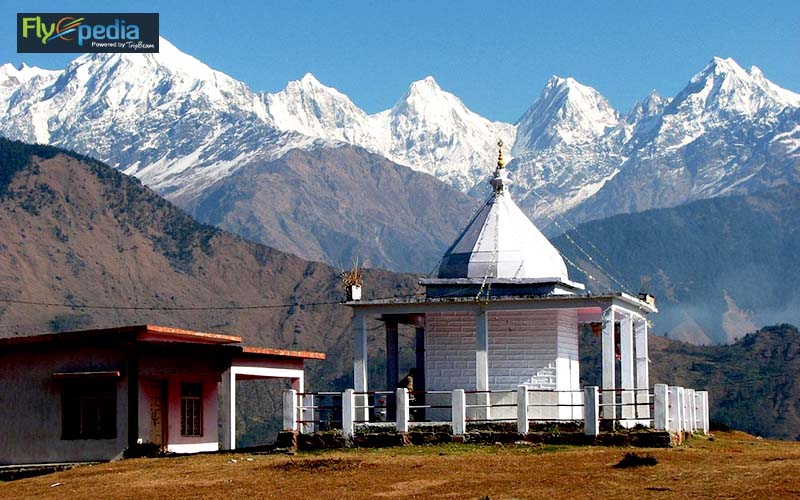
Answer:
[[0, 292, 426, 312], [524, 185, 636, 295]]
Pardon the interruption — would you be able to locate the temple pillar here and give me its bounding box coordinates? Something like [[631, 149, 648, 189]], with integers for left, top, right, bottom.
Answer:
[[385, 320, 399, 390], [620, 313, 635, 423], [634, 319, 650, 419], [352, 313, 368, 423], [475, 309, 489, 420], [385, 319, 399, 420], [415, 326, 426, 393], [601, 308, 616, 420], [415, 325, 426, 421]]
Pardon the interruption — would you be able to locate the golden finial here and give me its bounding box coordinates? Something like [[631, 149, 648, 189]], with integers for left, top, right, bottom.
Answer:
[[496, 139, 505, 169]]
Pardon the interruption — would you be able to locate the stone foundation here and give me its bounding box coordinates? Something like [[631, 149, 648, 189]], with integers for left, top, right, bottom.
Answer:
[[278, 424, 677, 452]]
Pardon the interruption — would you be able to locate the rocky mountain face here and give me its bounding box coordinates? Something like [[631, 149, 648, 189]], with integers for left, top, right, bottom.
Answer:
[[554, 184, 800, 344], [184, 144, 478, 272]]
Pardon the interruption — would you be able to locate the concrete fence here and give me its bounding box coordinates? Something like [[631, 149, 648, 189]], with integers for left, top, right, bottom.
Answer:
[[283, 385, 710, 438]]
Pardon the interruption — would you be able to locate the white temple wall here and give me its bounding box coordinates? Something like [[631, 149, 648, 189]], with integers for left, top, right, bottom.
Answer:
[[425, 312, 478, 391], [425, 309, 580, 391]]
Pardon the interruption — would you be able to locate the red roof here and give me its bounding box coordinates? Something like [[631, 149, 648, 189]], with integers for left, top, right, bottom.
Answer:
[[241, 346, 326, 360], [0, 324, 240, 346], [0, 324, 325, 361]]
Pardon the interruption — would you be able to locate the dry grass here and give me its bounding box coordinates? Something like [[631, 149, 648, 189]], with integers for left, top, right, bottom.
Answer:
[[2, 432, 800, 500]]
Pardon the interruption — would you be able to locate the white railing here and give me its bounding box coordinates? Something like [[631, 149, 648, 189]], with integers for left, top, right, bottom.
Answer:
[[282, 384, 710, 438]]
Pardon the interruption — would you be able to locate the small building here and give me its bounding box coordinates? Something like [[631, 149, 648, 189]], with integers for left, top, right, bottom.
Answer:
[[0, 324, 324, 465], [346, 143, 657, 422]]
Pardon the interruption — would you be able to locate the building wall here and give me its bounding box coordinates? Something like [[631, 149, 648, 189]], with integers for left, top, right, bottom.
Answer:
[[138, 351, 226, 453], [136, 374, 220, 453], [425, 309, 580, 392], [0, 345, 130, 465], [425, 312, 478, 391], [164, 376, 219, 453]]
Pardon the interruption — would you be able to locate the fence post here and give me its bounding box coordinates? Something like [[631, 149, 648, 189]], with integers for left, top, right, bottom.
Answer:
[[653, 384, 668, 431], [667, 386, 680, 432], [452, 389, 466, 436], [301, 393, 314, 434], [699, 391, 710, 434], [677, 387, 687, 432], [342, 389, 355, 438], [687, 389, 696, 433], [283, 389, 298, 432], [517, 385, 529, 435], [584, 386, 600, 436], [396, 388, 409, 433], [679, 387, 688, 432]]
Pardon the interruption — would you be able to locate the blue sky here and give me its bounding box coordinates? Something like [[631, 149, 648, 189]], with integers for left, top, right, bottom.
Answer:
[[3, 0, 798, 122]]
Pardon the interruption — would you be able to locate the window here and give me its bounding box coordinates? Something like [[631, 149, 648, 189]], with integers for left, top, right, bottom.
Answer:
[[180, 382, 203, 437], [62, 379, 117, 440]]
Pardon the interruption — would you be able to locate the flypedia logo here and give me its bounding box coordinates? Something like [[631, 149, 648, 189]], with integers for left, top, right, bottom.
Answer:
[[21, 16, 85, 45], [17, 13, 158, 53]]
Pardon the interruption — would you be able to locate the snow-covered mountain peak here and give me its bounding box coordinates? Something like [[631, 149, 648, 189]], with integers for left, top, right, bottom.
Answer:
[[392, 76, 459, 114], [627, 90, 668, 125], [279, 72, 347, 98], [705, 56, 747, 76], [747, 65, 800, 108], [299, 72, 322, 85], [542, 75, 604, 102], [643, 89, 665, 105], [0, 61, 60, 84], [262, 72, 372, 143], [0, 61, 61, 115], [513, 75, 620, 152], [747, 65, 764, 78], [70, 37, 206, 76], [60, 36, 262, 115], [672, 56, 800, 118], [408, 75, 441, 93]]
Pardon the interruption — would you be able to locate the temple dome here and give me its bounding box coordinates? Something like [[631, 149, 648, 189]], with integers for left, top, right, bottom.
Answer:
[[438, 145, 569, 281]]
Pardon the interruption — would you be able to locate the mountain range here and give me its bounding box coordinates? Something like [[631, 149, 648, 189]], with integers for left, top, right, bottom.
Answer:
[[2, 38, 798, 269]]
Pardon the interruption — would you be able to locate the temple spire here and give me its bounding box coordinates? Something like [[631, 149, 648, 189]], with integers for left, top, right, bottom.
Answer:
[[496, 139, 505, 169], [490, 139, 510, 193]]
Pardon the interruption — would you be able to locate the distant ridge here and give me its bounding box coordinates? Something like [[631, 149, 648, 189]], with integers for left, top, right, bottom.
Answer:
[[554, 184, 800, 344]]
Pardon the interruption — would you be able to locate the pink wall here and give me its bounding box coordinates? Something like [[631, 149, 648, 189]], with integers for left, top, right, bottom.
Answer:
[[164, 375, 219, 453]]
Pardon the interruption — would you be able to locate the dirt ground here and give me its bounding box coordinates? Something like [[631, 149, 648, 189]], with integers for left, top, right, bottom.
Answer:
[[2, 432, 799, 500]]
